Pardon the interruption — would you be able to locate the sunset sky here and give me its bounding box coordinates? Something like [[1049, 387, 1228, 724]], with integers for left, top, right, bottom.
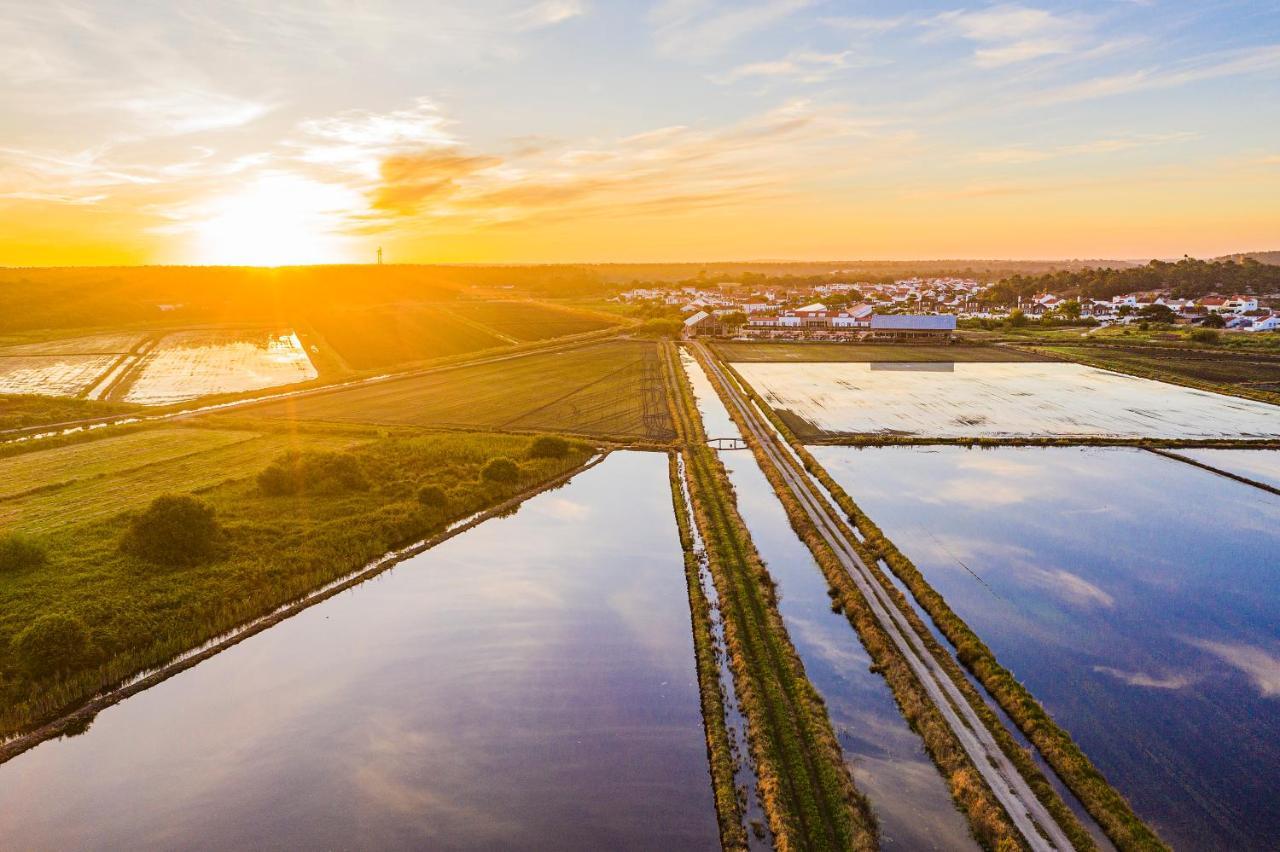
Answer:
[[2, 1, 1278, 266]]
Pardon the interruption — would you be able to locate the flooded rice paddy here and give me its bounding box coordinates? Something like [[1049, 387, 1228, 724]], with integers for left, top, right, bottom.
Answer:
[[123, 329, 317, 404], [1171, 447, 1280, 490], [681, 352, 977, 849], [733, 361, 1280, 438], [0, 355, 120, 396], [0, 452, 718, 850], [812, 444, 1280, 850]]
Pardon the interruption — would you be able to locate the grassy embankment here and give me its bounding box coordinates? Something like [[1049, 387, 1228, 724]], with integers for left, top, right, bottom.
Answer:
[[0, 423, 594, 739], [717, 357, 1168, 852], [0, 395, 140, 432], [694, 345, 1095, 852], [242, 339, 676, 445], [662, 341, 877, 852], [667, 452, 750, 852]]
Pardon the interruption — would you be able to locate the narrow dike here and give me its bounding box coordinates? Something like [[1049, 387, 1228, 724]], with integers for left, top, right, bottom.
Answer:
[[661, 342, 877, 852], [711, 350, 1167, 852], [670, 452, 769, 851]]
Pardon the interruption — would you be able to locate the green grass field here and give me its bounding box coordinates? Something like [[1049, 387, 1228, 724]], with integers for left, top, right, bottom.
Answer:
[[0, 428, 364, 535], [446, 301, 618, 342], [0, 427, 594, 737], [715, 341, 1049, 362], [241, 340, 676, 442]]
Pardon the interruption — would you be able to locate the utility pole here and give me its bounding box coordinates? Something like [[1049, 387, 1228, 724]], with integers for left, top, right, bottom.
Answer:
[[377, 246, 383, 265]]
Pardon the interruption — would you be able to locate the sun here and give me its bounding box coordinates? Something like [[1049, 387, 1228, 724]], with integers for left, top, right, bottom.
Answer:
[[192, 173, 360, 266]]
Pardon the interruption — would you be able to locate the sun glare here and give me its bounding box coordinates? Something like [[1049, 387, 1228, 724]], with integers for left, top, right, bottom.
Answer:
[[192, 174, 358, 266]]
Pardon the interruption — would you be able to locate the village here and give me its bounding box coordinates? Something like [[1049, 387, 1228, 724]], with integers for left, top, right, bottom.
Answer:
[[620, 276, 1280, 340]]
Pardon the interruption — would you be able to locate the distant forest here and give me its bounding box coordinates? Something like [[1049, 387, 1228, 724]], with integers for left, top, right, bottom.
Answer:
[[984, 257, 1280, 304]]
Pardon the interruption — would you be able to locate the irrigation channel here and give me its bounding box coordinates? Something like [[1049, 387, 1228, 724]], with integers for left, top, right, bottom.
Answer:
[[0, 452, 719, 849], [688, 342, 1077, 852], [679, 351, 977, 850]]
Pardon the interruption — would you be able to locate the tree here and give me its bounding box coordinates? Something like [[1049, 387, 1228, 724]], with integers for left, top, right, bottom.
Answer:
[[417, 485, 448, 508], [1056, 300, 1082, 321], [720, 311, 748, 331], [481, 457, 520, 484], [1201, 313, 1226, 328], [528, 435, 570, 459], [121, 494, 223, 565], [1138, 303, 1177, 324], [1006, 309, 1028, 328], [12, 613, 93, 678]]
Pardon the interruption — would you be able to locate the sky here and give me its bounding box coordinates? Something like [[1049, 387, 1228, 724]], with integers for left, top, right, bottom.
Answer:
[[1, 0, 1278, 265]]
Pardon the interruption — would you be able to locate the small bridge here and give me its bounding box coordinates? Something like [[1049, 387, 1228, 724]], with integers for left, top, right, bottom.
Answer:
[[707, 437, 749, 450]]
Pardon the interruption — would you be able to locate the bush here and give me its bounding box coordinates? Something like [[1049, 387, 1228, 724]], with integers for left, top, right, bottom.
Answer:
[[121, 494, 222, 565], [1189, 328, 1221, 344], [527, 435, 570, 459], [258, 451, 369, 496], [258, 450, 369, 496], [12, 613, 93, 678], [417, 485, 448, 508], [0, 532, 46, 572], [481, 457, 520, 484]]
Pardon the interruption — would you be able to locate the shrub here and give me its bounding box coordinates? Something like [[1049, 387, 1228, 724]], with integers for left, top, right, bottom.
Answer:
[[258, 450, 369, 496], [121, 494, 222, 565], [417, 485, 448, 508], [527, 435, 570, 459], [0, 532, 46, 572], [1189, 328, 1221, 344], [12, 613, 93, 678], [481, 457, 520, 484]]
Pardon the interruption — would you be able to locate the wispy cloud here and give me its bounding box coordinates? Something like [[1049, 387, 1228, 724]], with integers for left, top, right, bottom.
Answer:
[[971, 132, 1196, 164], [925, 4, 1093, 68], [649, 0, 812, 59], [1021, 567, 1114, 608], [1032, 44, 1280, 105], [512, 0, 588, 31], [1092, 665, 1193, 690], [712, 49, 877, 84], [1187, 638, 1280, 698]]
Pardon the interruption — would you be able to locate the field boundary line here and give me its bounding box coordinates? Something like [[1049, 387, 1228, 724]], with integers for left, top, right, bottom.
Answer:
[[1143, 447, 1280, 496], [0, 452, 610, 765]]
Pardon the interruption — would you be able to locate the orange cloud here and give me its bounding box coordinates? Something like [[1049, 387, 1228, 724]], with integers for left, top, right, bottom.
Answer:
[[370, 151, 502, 215]]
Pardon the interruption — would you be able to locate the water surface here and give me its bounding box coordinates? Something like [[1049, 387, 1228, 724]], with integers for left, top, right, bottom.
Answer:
[[0, 452, 717, 850], [1173, 447, 1280, 490], [734, 361, 1280, 438], [813, 444, 1280, 850], [682, 353, 977, 849]]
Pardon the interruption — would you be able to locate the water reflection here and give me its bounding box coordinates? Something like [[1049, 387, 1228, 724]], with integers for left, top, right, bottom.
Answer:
[[0, 452, 718, 850], [680, 352, 976, 849], [813, 444, 1280, 850]]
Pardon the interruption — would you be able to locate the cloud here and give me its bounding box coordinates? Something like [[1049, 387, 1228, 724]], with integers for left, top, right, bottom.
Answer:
[[926, 4, 1092, 68], [971, 132, 1196, 164], [1187, 638, 1280, 698], [513, 0, 588, 30], [712, 50, 873, 84], [1092, 665, 1192, 690], [371, 151, 503, 214], [649, 0, 812, 59], [1021, 567, 1114, 608], [1032, 44, 1280, 105]]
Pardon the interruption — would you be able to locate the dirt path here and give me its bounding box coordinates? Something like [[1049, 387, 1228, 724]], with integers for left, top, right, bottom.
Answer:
[[692, 341, 1076, 852]]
